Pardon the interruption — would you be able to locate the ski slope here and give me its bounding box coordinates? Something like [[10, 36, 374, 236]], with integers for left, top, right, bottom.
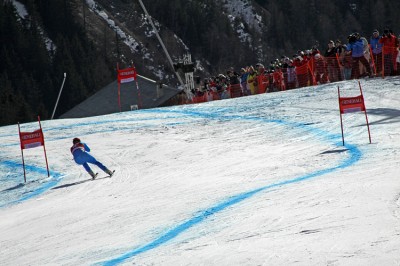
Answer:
[[1, 77, 400, 265]]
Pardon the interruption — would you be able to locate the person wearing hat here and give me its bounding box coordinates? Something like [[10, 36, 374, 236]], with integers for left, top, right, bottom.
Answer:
[[357, 33, 372, 77], [239, 67, 250, 96], [70, 137, 114, 179], [324, 40, 341, 82], [246, 66, 258, 95], [370, 29, 383, 75], [346, 33, 372, 79], [379, 29, 398, 76], [314, 53, 329, 84]]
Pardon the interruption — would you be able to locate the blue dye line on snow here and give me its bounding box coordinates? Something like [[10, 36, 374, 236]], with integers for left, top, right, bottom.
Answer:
[[0, 106, 363, 263], [0, 160, 63, 209], [98, 110, 362, 266], [0, 112, 197, 207]]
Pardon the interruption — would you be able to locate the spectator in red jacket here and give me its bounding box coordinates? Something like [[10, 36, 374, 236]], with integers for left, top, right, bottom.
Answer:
[[314, 53, 329, 84], [397, 36, 400, 75], [379, 29, 397, 76], [292, 54, 310, 87]]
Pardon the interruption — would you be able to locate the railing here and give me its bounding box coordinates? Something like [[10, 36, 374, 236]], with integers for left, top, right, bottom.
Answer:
[[188, 48, 399, 104]]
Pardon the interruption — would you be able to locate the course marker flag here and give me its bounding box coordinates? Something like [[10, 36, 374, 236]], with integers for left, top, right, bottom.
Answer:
[[337, 81, 372, 145], [117, 63, 141, 111], [18, 116, 50, 182]]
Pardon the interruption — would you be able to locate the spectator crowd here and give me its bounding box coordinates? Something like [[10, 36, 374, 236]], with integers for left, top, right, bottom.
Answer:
[[187, 29, 400, 104]]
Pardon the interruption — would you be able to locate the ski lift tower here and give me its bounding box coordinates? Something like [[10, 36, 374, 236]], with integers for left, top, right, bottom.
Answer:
[[183, 53, 195, 99], [137, 0, 187, 91]]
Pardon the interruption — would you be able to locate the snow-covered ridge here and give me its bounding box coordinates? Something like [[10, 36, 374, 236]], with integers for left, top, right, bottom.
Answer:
[[11, 0, 56, 53], [11, 0, 28, 18], [222, 0, 266, 57], [85, 0, 190, 80], [223, 0, 264, 33], [85, 0, 143, 55]]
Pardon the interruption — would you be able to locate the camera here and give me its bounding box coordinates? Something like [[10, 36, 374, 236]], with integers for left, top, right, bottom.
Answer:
[[348, 34, 357, 44]]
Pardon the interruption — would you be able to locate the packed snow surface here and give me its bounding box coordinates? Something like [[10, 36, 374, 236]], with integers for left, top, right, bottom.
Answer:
[[1, 77, 400, 265]]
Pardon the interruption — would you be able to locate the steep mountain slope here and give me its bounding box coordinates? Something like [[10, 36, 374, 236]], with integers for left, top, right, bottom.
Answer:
[[79, 0, 271, 84], [1, 0, 399, 126]]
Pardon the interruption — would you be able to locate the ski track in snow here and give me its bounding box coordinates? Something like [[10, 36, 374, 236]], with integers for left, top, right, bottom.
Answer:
[[0, 105, 362, 265]]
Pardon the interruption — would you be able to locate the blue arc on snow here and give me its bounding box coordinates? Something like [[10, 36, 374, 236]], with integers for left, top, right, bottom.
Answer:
[[0, 107, 362, 264], [97, 109, 362, 266], [0, 160, 63, 208]]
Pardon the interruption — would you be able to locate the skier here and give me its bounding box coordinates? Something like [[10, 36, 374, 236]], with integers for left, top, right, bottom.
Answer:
[[70, 137, 114, 179]]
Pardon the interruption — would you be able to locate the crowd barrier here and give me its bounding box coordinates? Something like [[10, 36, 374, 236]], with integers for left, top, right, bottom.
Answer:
[[189, 45, 399, 104]]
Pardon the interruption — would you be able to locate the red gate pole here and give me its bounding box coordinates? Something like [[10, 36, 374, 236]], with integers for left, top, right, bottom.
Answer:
[[118, 82, 121, 112], [38, 116, 50, 177], [18, 122, 27, 183], [135, 80, 142, 109], [117, 63, 122, 112], [358, 81, 372, 143], [337, 86, 345, 146], [369, 45, 376, 75], [382, 48, 385, 78]]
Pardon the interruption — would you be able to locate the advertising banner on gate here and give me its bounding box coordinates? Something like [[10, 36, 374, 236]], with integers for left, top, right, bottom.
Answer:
[[117, 67, 137, 84], [337, 81, 371, 145], [18, 116, 50, 182], [117, 63, 142, 112], [339, 95, 366, 114], [19, 129, 44, 149]]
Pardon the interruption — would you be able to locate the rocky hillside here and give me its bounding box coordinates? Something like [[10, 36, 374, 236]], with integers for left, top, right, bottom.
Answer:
[[1, 0, 399, 126], [80, 0, 400, 83], [78, 0, 271, 83]]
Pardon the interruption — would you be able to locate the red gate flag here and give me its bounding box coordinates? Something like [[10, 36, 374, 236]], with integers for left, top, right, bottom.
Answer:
[[116, 63, 142, 112], [339, 95, 366, 114], [18, 116, 50, 182], [117, 67, 137, 84], [19, 129, 44, 149], [337, 81, 371, 145]]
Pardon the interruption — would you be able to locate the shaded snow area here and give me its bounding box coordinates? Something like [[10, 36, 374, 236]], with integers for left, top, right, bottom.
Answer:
[[1, 77, 400, 265]]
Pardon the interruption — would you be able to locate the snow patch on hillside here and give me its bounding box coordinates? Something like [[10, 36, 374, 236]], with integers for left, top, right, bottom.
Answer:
[[223, 0, 264, 33], [227, 14, 253, 46], [12, 0, 28, 18], [12, 0, 56, 54], [85, 0, 193, 80], [86, 0, 142, 54]]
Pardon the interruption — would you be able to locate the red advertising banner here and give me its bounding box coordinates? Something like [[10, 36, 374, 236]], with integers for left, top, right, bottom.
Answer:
[[117, 67, 137, 84], [337, 81, 371, 145], [116, 63, 142, 112], [339, 95, 366, 114], [19, 129, 44, 149], [18, 116, 50, 182]]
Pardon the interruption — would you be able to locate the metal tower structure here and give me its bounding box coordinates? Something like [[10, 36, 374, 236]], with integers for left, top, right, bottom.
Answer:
[[137, 0, 185, 88]]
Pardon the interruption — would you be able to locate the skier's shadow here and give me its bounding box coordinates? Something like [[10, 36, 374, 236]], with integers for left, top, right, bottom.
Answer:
[[0, 183, 25, 192], [52, 176, 110, 190], [320, 148, 348, 155]]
